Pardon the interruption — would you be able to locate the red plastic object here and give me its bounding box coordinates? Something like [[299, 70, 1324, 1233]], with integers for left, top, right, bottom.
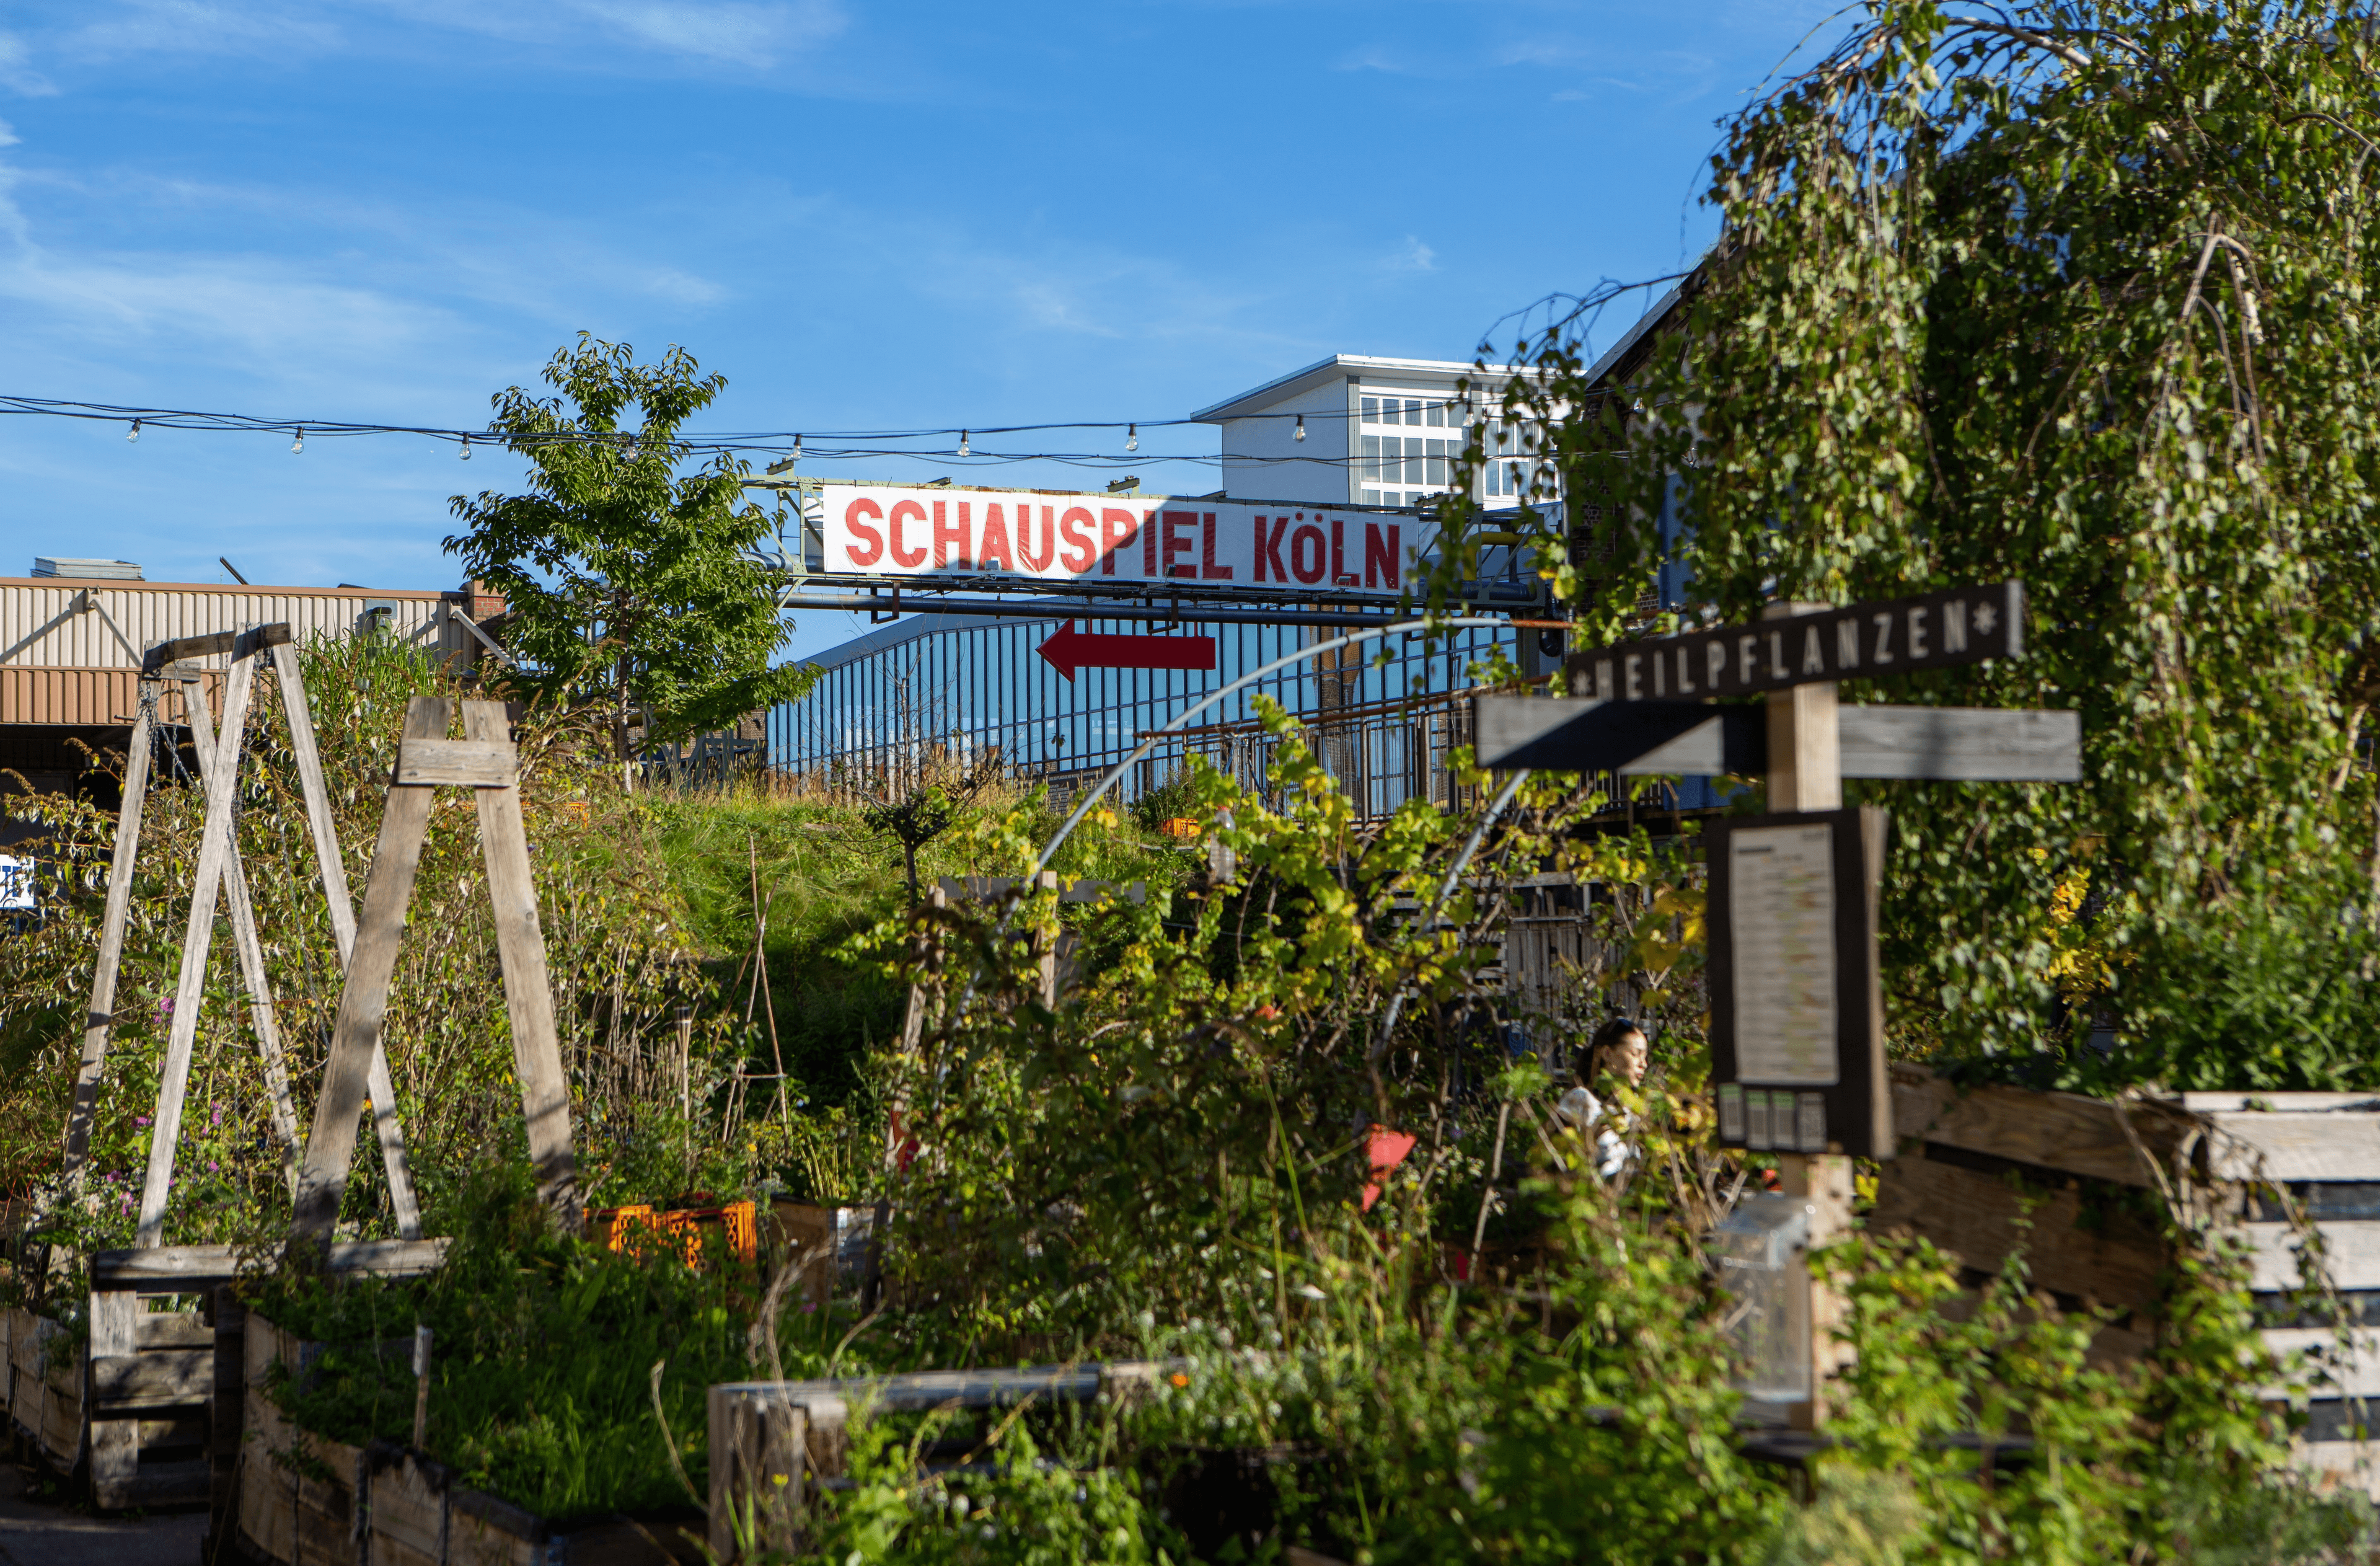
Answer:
[[1361, 1125, 1417, 1211]]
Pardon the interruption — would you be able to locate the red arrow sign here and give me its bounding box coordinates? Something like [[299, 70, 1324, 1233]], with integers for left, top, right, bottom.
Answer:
[[1037, 624, 1217, 681]]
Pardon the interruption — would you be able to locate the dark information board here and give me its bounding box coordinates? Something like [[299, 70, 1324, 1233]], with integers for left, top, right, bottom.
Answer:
[[1707, 807, 1893, 1160], [1566, 581, 2024, 701]]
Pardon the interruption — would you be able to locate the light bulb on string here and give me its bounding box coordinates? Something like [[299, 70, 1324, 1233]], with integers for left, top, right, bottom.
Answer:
[[459, 436, 471, 461], [126, 420, 140, 443], [1294, 415, 1306, 443], [793, 433, 803, 462], [1126, 423, 1138, 453], [958, 430, 970, 457], [291, 428, 304, 454]]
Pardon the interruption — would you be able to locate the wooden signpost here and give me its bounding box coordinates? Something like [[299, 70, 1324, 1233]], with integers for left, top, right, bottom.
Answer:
[[1478, 583, 2076, 1428], [290, 697, 581, 1242]]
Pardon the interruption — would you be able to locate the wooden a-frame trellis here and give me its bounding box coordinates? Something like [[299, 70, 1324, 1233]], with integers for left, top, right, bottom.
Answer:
[[57, 622, 425, 1247], [289, 695, 580, 1242]]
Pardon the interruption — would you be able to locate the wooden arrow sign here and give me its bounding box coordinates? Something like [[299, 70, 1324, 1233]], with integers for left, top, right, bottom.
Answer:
[[1037, 624, 1217, 681], [1475, 696, 2081, 782]]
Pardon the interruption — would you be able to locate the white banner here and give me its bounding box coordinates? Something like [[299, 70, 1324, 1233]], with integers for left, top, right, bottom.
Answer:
[[817, 484, 1413, 597]]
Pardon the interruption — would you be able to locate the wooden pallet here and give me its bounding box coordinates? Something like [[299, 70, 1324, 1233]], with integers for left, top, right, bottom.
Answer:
[[1873, 1065, 2380, 1497]]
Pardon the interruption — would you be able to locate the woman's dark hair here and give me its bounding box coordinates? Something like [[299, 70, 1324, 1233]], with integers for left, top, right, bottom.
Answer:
[[1580, 1017, 1649, 1080]]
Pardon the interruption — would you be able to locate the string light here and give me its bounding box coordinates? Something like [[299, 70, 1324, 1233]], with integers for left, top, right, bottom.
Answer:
[[1126, 423, 1138, 453], [459, 435, 471, 461], [793, 433, 802, 461], [958, 430, 969, 457], [1294, 415, 1306, 443], [126, 420, 139, 443], [291, 428, 304, 454]]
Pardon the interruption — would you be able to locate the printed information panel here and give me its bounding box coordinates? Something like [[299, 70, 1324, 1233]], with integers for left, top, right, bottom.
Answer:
[[816, 483, 1413, 595], [1708, 807, 1893, 1159]]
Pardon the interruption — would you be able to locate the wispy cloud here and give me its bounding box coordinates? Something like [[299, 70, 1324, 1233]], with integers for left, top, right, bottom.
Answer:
[[1385, 236, 1436, 273], [58, 1, 344, 61], [0, 30, 59, 95]]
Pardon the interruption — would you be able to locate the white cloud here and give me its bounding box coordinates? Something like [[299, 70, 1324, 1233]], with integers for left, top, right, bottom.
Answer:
[[349, 0, 844, 66], [1386, 236, 1436, 273], [642, 267, 728, 306], [0, 120, 18, 150], [0, 30, 59, 95], [58, 1, 343, 61]]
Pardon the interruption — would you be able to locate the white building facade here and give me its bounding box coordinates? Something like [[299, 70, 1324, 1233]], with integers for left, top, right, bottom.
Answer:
[[1190, 354, 1533, 510]]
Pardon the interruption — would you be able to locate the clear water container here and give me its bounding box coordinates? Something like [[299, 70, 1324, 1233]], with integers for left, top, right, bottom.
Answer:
[[1711, 1195, 1815, 1404]]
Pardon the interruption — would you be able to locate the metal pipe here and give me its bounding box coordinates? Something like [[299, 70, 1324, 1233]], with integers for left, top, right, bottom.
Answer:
[[778, 593, 1504, 629]]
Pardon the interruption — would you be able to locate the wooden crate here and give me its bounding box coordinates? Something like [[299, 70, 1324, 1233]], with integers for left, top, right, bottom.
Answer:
[[1874, 1065, 2380, 1496], [234, 1311, 703, 1566]]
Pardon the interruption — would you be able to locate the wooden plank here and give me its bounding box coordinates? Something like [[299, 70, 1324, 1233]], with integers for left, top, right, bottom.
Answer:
[[1866, 1149, 2166, 1313], [89, 1288, 138, 1505], [273, 648, 426, 1242], [135, 1311, 211, 1350], [465, 701, 580, 1232], [59, 691, 157, 1190], [396, 737, 514, 787], [135, 647, 258, 1247], [710, 1384, 805, 1562], [1891, 1076, 2188, 1189], [2260, 1327, 2380, 1398], [141, 621, 291, 672], [2202, 1112, 2380, 1183], [291, 697, 447, 1242], [2176, 1092, 2380, 1113], [93, 1238, 450, 1293], [365, 1448, 451, 1564], [1474, 696, 2079, 782], [1838, 706, 2081, 782], [2240, 1222, 2380, 1293], [92, 1349, 212, 1411]]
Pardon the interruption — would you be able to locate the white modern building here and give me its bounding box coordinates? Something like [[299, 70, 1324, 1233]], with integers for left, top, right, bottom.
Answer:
[[1189, 354, 1523, 510]]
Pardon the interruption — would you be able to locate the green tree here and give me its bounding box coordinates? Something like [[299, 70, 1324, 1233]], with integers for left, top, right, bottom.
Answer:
[[1458, 0, 2380, 1087], [445, 334, 814, 783]]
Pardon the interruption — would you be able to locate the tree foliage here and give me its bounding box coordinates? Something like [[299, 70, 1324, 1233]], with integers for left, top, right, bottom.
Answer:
[[445, 334, 814, 766], [1464, 0, 2380, 1086]]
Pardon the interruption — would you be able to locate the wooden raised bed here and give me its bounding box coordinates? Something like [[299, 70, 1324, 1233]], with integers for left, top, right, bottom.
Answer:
[[4, 1294, 214, 1506], [1872, 1064, 2380, 1495], [231, 1308, 704, 1565], [707, 1360, 1171, 1562]]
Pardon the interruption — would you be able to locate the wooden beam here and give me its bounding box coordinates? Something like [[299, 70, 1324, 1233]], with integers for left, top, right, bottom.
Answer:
[[92, 1238, 449, 1293], [87, 1289, 140, 1506], [141, 621, 291, 673], [183, 694, 303, 1195], [59, 689, 157, 1193], [1473, 697, 2082, 781], [135, 650, 258, 1249], [270, 645, 423, 1239], [394, 737, 515, 788], [291, 699, 447, 1244], [464, 702, 579, 1231], [91, 1350, 213, 1412]]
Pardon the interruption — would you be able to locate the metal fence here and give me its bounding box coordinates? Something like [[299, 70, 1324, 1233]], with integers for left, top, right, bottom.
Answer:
[[766, 612, 1540, 818]]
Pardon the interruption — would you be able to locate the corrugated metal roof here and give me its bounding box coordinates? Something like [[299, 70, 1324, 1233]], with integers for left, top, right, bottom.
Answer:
[[0, 580, 468, 673]]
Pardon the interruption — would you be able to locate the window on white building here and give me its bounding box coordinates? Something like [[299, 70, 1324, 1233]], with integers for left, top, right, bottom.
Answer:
[[1479, 423, 1550, 504], [1357, 392, 1470, 507]]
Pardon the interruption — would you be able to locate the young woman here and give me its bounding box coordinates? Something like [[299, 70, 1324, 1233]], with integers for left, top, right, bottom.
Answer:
[[1556, 1017, 1650, 1180]]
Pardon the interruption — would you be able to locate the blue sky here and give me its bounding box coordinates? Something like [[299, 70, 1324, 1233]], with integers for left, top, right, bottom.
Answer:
[[0, 0, 1842, 663]]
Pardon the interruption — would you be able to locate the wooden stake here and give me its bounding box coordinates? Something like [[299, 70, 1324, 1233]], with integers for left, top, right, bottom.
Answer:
[[464, 701, 580, 1232], [291, 698, 446, 1243], [1761, 601, 1855, 1431], [136, 649, 257, 1249], [58, 685, 157, 1193], [268, 648, 423, 1240], [87, 1286, 139, 1507]]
